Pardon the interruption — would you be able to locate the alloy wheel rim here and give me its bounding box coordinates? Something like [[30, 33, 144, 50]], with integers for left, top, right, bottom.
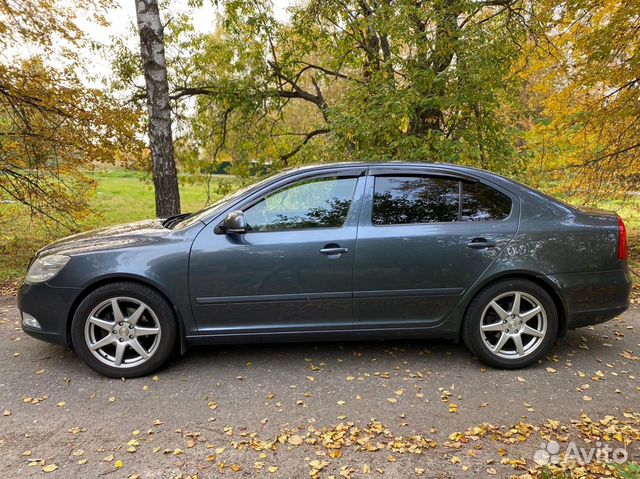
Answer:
[[84, 297, 161, 369], [479, 291, 547, 360]]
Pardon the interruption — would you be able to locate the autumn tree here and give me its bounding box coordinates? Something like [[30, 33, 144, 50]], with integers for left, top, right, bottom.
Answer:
[[0, 0, 142, 225], [521, 0, 640, 198], [150, 0, 538, 179], [135, 0, 181, 217]]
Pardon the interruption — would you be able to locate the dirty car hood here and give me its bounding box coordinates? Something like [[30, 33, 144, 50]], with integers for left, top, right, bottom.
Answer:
[[36, 220, 170, 257]]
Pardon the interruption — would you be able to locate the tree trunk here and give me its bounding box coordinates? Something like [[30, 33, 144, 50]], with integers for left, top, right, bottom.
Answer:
[[135, 0, 180, 217]]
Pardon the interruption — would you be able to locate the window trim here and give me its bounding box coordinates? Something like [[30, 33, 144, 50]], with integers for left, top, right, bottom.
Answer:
[[369, 174, 513, 227]]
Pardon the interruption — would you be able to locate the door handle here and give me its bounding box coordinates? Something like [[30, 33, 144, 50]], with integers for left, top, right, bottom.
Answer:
[[467, 238, 497, 249], [320, 244, 349, 258]]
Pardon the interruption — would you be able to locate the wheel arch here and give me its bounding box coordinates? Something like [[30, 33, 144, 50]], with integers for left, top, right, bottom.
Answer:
[[460, 271, 567, 340], [66, 274, 187, 354]]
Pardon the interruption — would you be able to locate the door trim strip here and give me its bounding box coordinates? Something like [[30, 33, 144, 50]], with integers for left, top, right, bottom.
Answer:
[[195, 291, 352, 305], [195, 288, 463, 305], [353, 288, 464, 298]]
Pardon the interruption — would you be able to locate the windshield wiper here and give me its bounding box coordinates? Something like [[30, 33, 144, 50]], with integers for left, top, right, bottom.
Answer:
[[161, 213, 192, 229]]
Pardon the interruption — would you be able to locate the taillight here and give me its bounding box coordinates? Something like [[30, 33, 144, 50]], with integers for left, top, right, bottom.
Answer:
[[618, 216, 628, 260]]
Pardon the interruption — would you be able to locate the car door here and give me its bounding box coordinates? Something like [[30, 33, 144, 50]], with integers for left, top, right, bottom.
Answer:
[[189, 170, 366, 335], [353, 168, 519, 329]]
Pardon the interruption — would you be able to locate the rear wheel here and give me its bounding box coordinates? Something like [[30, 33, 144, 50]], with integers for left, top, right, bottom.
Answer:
[[462, 279, 558, 369], [71, 282, 176, 378]]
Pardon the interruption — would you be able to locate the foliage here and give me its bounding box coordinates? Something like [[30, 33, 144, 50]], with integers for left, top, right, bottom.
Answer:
[[0, 0, 144, 226], [521, 0, 640, 198], [109, 0, 539, 180], [107, 0, 640, 202]]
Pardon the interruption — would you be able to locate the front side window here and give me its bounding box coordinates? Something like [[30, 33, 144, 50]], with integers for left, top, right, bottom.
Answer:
[[244, 177, 357, 232], [372, 176, 460, 225]]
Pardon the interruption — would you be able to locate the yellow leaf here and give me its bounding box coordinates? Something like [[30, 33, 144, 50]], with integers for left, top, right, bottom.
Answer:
[[288, 435, 304, 445], [268, 466, 278, 473], [42, 464, 58, 473], [115, 459, 123, 469]]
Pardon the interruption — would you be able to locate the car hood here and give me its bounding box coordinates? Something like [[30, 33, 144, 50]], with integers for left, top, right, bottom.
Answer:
[[36, 220, 171, 257]]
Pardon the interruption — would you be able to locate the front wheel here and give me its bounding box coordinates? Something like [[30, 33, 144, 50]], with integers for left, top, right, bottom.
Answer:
[[71, 282, 177, 378], [462, 279, 558, 369]]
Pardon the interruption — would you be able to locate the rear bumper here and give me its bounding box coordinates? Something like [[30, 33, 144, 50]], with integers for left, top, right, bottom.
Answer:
[[17, 282, 82, 348], [548, 269, 631, 329]]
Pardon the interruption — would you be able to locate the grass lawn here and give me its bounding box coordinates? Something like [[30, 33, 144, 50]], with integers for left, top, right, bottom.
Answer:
[[1, 169, 638, 291]]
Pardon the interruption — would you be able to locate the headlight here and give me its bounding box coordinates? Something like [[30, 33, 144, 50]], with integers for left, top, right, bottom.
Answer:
[[25, 254, 70, 284]]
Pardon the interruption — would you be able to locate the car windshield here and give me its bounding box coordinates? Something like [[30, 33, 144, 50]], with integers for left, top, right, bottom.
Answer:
[[170, 174, 282, 229]]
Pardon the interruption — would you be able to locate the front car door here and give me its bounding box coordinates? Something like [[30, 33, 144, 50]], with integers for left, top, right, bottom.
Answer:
[[353, 167, 519, 329], [189, 169, 366, 335]]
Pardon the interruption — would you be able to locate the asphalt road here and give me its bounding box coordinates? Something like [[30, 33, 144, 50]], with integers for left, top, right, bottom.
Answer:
[[0, 295, 638, 479]]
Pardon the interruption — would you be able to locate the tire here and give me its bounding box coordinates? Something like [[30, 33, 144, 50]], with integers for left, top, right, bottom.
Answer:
[[462, 279, 558, 369], [71, 282, 177, 378]]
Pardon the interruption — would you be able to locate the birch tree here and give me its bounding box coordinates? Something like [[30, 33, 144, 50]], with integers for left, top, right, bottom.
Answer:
[[135, 0, 181, 217]]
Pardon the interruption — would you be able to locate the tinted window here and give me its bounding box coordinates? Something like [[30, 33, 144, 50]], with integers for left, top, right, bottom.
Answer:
[[244, 177, 357, 232], [372, 176, 459, 225], [461, 181, 511, 221]]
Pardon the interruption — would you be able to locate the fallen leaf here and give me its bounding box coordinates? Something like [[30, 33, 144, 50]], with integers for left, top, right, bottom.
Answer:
[[288, 435, 304, 445]]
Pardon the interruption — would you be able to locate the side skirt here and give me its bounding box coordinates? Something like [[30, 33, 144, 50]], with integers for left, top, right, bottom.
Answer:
[[184, 325, 458, 346]]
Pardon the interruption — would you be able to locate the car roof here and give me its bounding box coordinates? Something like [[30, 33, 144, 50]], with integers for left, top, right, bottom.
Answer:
[[280, 161, 512, 184]]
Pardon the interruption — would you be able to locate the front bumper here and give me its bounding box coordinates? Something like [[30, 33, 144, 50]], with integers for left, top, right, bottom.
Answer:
[[549, 269, 632, 329], [17, 282, 83, 348]]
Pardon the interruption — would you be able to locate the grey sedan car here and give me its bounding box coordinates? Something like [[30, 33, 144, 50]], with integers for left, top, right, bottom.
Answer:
[[18, 163, 631, 377]]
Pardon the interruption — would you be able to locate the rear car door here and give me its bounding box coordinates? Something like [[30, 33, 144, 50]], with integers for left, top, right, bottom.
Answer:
[[189, 170, 366, 335], [353, 168, 519, 329]]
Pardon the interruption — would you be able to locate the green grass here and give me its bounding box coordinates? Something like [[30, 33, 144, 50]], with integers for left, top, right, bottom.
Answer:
[[0, 170, 638, 288], [0, 170, 229, 284], [85, 170, 223, 227]]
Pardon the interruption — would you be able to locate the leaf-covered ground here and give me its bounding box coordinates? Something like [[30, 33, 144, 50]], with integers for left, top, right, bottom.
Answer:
[[0, 297, 638, 478]]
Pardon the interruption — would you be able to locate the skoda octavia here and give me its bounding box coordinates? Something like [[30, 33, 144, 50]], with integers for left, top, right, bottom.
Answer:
[[18, 163, 631, 377]]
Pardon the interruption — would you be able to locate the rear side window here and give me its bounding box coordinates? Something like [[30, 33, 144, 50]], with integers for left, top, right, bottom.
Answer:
[[372, 176, 459, 225], [461, 181, 511, 221], [372, 175, 512, 225]]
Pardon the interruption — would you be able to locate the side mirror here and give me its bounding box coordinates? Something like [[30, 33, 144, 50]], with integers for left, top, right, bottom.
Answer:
[[221, 210, 248, 234]]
